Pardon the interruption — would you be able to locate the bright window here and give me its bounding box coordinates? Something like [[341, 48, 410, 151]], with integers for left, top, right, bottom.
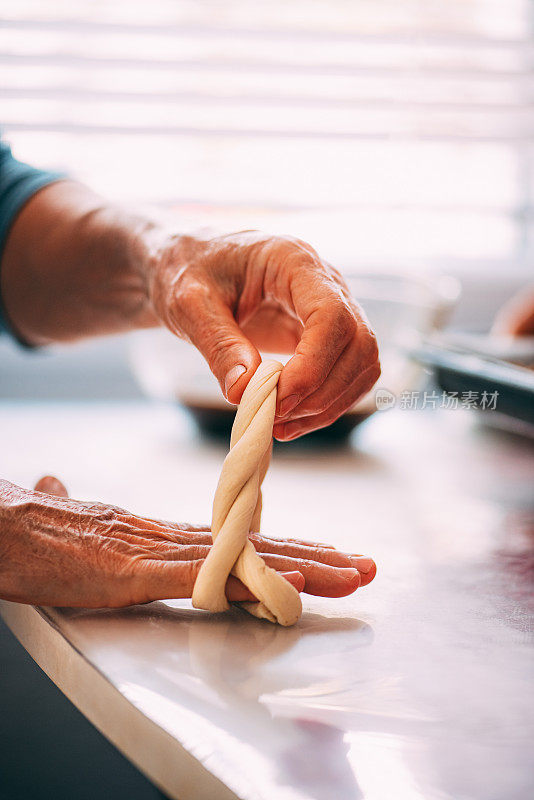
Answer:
[[2, 0, 533, 274]]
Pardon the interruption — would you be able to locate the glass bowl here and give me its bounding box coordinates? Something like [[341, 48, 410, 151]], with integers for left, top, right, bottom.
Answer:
[[129, 272, 460, 442]]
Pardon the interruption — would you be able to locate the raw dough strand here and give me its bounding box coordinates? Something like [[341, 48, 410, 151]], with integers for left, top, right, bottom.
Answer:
[[192, 360, 302, 626]]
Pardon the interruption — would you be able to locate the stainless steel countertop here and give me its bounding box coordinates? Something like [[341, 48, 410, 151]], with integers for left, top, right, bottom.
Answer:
[[1, 401, 533, 800]]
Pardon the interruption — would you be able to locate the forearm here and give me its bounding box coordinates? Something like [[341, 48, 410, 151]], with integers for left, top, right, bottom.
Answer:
[[1, 181, 162, 345], [0, 178, 381, 434]]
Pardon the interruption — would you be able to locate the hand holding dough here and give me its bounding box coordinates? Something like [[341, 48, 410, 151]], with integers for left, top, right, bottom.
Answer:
[[192, 360, 302, 626]]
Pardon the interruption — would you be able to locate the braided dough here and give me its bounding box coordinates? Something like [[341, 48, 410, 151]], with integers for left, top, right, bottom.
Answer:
[[192, 360, 302, 626]]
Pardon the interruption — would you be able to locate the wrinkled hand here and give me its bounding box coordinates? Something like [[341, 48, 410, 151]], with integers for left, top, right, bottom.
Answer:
[[148, 232, 380, 439], [0, 477, 376, 608]]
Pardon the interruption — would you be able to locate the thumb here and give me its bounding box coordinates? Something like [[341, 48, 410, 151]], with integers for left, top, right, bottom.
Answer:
[[182, 291, 261, 404], [34, 475, 69, 498]]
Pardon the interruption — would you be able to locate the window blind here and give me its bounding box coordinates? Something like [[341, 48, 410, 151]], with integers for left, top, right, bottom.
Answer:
[[1, 0, 533, 274]]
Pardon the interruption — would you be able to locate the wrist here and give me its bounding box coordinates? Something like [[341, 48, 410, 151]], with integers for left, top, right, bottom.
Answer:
[[72, 203, 164, 334], [140, 229, 216, 328]]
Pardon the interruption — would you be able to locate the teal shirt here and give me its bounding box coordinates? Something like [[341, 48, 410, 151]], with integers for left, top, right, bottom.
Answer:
[[0, 139, 64, 339]]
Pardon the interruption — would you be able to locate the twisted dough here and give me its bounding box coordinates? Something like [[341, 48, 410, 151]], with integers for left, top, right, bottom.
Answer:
[[192, 360, 302, 626]]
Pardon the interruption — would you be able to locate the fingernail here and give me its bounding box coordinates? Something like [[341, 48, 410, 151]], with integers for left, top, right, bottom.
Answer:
[[349, 557, 375, 574], [278, 394, 300, 418], [338, 568, 361, 594], [224, 364, 247, 397]]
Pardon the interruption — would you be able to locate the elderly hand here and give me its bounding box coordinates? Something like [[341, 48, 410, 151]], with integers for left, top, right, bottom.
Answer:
[[3, 182, 379, 439], [0, 477, 376, 608], [147, 231, 380, 440]]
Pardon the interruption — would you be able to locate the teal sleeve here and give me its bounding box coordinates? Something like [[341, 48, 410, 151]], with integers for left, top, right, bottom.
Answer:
[[0, 139, 65, 340]]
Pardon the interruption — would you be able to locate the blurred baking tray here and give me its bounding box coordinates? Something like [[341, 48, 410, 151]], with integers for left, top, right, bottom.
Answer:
[[412, 335, 534, 428]]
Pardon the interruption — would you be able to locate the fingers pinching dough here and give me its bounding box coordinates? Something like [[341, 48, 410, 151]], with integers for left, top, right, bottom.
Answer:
[[192, 360, 302, 626]]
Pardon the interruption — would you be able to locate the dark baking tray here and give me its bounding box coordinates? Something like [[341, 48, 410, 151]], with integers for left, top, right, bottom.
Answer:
[[413, 341, 534, 427]]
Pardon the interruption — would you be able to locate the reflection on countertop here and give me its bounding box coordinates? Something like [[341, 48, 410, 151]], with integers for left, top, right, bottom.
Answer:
[[1, 401, 533, 800]]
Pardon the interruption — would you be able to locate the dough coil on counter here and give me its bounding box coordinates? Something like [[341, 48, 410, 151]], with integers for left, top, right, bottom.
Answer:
[[192, 360, 302, 626]]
